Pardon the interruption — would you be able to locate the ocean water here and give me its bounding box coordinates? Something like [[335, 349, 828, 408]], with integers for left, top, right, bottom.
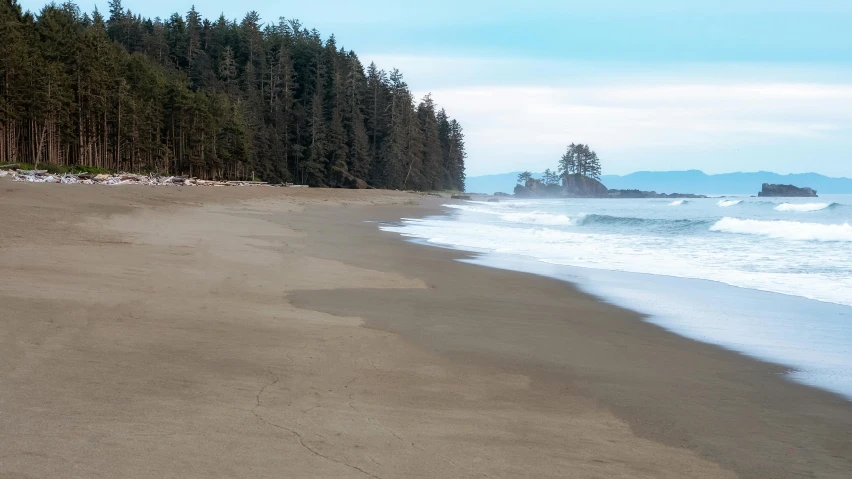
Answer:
[[380, 195, 852, 400]]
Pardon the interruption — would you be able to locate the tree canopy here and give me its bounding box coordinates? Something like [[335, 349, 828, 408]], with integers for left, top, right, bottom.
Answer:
[[0, 1, 466, 190], [558, 143, 601, 180], [516, 171, 533, 185]]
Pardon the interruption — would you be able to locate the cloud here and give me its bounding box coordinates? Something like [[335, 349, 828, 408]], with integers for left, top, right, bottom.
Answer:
[[416, 82, 852, 176], [361, 55, 852, 176]]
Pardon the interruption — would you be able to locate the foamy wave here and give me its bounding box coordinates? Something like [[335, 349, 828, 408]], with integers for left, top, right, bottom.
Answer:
[[774, 202, 833, 212], [443, 204, 503, 215], [669, 200, 688, 206], [500, 211, 575, 225], [716, 199, 742, 207], [710, 217, 852, 241]]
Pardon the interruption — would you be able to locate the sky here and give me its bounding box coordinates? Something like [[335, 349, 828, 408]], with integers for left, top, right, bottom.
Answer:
[[19, 0, 852, 177]]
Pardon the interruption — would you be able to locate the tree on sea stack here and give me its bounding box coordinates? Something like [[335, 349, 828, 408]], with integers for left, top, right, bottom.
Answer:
[[517, 171, 533, 184], [559, 143, 602, 181], [543, 168, 560, 185]]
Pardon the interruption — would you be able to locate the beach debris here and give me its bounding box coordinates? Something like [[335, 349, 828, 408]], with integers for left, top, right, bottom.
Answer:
[[451, 194, 472, 200], [2, 167, 306, 188], [0, 163, 20, 169]]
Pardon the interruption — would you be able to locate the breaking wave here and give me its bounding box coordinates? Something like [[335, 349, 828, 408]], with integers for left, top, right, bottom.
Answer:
[[710, 217, 852, 242], [775, 202, 838, 212], [669, 199, 689, 206], [574, 214, 710, 230], [500, 211, 575, 225], [443, 204, 503, 215], [716, 199, 743, 207]]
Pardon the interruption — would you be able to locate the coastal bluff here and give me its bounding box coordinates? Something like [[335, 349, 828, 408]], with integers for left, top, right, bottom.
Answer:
[[758, 183, 818, 197]]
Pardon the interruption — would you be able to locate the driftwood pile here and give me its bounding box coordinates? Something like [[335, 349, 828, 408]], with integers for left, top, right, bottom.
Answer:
[[0, 166, 306, 188]]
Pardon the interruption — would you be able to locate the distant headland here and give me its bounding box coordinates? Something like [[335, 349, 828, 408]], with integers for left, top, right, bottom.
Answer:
[[488, 144, 828, 199], [467, 169, 852, 196]]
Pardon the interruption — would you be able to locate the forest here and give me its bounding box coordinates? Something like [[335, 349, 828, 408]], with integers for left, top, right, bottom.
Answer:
[[0, 1, 467, 190]]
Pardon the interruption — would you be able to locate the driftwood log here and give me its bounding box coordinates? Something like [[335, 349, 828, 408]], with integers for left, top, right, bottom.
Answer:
[[6, 168, 311, 188], [0, 163, 20, 169]]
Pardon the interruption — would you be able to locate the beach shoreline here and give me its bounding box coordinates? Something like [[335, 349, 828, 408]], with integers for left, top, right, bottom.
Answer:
[[420, 246, 852, 401], [1, 181, 850, 478]]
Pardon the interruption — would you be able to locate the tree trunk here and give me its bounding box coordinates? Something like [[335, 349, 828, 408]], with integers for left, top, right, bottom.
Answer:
[[34, 123, 47, 169], [116, 95, 122, 171]]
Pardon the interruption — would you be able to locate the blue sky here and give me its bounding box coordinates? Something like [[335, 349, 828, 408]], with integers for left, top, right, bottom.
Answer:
[[20, 0, 852, 177]]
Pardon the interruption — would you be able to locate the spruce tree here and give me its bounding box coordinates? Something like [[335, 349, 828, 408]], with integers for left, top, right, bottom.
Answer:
[[0, 1, 467, 187]]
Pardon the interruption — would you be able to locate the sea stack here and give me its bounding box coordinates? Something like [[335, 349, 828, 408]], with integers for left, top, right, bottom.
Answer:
[[758, 183, 818, 197]]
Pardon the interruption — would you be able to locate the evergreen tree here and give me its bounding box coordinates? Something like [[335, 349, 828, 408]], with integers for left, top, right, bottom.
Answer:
[[416, 94, 442, 190], [447, 119, 466, 190], [559, 143, 602, 180], [0, 2, 467, 187], [543, 168, 558, 185]]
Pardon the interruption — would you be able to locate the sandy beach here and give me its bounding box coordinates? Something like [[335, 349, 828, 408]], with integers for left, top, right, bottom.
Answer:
[[1, 181, 850, 478]]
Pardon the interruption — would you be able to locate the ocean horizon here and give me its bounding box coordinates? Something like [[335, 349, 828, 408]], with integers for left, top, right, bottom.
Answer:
[[381, 195, 852, 400]]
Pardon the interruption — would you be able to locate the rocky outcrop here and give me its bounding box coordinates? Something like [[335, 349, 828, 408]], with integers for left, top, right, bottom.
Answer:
[[511, 174, 705, 199], [560, 174, 609, 198], [513, 184, 534, 197], [514, 176, 601, 198], [451, 194, 472, 200], [514, 179, 563, 198], [758, 183, 817, 197]]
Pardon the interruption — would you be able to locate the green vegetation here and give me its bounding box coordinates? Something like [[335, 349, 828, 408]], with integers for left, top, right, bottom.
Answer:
[[516, 143, 603, 186], [559, 143, 601, 181], [516, 171, 533, 185], [542, 168, 560, 186], [0, 1, 466, 189]]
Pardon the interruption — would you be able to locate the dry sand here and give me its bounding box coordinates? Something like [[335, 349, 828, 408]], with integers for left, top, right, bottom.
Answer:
[[0, 180, 849, 478]]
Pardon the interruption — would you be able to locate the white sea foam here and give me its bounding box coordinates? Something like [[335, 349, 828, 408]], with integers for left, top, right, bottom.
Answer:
[[669, 200, 688, 206], [382, 211, 852, 307], [442, 204, 503, 215], [383, 196, 852, 400], [443, 204, 578, 225], [500, 211, 575, 225], [774, 202, 832, 212], [710, 217, 852, 241], [716, 199, 742, 207]]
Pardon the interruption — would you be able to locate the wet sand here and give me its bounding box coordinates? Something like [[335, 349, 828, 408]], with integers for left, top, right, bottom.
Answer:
[[1, 180, 849, 478]]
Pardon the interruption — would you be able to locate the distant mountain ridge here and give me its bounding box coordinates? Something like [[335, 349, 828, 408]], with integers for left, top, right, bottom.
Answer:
[[465, 170, 852, 195]]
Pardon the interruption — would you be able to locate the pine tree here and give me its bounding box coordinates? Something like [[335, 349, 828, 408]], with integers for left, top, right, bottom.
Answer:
[[447, 119, 466, 191], [559, 143, 602, 180], [185, 6, 201, 68], [416, 94, 442, 190], [344, 53, 370, 179], [0, 2, 466, 187], [218, 46, 237, 91], [559, 143, 577, 176]]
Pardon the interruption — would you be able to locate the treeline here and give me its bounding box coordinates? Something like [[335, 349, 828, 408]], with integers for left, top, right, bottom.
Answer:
[[0, 1, 466, 189]]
